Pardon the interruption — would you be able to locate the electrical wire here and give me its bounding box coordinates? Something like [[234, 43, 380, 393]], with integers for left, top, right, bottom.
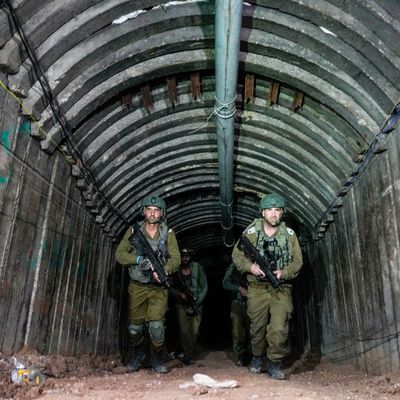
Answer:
[[296, 312, 400, 363], [0, 145, 110, 248], [4, 1, 128, 228], [311, 99, 400, 237], [3, 1, 221, 232], [320, 331, 399, 363]]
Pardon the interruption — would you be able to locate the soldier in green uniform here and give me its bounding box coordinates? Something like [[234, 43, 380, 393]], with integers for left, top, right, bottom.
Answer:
[[232, 193, 303, 380], [170, 248, 208, 365], [222, 263, 251, 367], [115, 195, 181, 373]]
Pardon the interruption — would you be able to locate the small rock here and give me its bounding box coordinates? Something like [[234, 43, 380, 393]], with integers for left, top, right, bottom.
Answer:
[[191, 385, 208, 395]]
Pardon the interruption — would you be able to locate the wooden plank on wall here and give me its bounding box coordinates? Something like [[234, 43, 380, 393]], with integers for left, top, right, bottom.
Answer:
[[380, 133, 400, 371], [355, 165, 386, 374], [335, 200, 363, 366], [60, 209, 88, 355], [47, 175, 77, 354]]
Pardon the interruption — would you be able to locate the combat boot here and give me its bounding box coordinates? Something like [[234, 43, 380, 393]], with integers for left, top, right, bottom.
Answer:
[[180, 354, 194, 365], [235, 354, 247, 367], [152, 350, 169, 373], [266, 359, 285, 380], [127, 344, 145, 373], [249, 355, 264, 373]]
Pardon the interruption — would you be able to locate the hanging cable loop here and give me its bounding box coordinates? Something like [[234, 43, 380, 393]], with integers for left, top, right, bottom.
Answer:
[[214, 95, 237, 119]]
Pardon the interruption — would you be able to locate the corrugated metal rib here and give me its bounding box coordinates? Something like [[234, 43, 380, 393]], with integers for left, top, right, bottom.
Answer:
[[2, 0, 398, 245]]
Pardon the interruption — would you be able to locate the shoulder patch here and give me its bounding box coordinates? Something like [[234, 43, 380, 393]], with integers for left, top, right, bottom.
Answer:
[[286, 227, 294, 235], [246, 227, 257, 234], [168, 228, 173, 233]]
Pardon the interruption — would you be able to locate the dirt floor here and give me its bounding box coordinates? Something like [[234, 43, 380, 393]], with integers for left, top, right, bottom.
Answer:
[[1, 350, 400, 400]]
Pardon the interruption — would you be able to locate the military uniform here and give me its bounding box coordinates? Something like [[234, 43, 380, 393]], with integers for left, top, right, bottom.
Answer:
[[115, 196, 180, 373], [222, 263, 251, 365], [171, 260, 208, 364], [232, 193, 303, 379]]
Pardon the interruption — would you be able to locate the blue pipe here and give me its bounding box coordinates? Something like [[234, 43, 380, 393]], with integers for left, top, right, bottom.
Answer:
[[215, 0, 243, 247]]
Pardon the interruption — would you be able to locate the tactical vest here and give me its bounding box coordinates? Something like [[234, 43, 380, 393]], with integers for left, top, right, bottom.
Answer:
[[141, 221, 169, 259], [250, 219, 293, 270], [128, 221, 169, 283]]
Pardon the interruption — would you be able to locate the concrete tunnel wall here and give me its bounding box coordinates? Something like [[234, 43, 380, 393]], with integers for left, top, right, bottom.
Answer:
[[293, 122, 400, 375], [0, 0, 400, 376], [0, 83, 121, 355]]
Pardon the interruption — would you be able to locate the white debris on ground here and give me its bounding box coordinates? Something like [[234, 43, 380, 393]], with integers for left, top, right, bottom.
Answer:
[[178, 372, 239, 389]]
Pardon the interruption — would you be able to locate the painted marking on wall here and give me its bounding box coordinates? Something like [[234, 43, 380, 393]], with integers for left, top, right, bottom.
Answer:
[[0, 121, 31, 184]]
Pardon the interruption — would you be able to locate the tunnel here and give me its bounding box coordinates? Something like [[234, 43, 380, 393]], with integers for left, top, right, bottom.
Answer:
[[0, 0, 400, 378]]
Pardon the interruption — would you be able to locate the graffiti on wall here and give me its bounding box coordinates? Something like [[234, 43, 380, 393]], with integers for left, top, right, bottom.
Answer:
[[0, 121, 31, 184], [16, 237, 87, 278]]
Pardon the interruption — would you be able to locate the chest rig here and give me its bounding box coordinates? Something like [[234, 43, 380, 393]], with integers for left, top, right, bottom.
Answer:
[[253, 220, 293, 270], [138, 221, 169, 260], [128, 222, 169, 283]]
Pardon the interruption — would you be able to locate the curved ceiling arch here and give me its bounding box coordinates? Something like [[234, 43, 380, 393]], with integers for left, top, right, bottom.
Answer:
[[106, 151, 219, 212], [1, 0, 399, 249], [19, 0, 390, 145], [233, 160, 320, 227], [111, 156, 219, 212], [86, 109, 215, 169]]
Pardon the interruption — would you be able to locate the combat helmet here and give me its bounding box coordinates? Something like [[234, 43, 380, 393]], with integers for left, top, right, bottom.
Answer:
[[181, 248, 195, 256], [259, 193, 285, 210], [141, 195, 166, 211]]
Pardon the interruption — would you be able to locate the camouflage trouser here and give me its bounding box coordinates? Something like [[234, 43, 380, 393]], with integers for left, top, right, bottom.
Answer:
[[247, 282, 293, 362], [230, 301, 251, 359], [128, 281, 168, 349], [176, 304, 202, 356]]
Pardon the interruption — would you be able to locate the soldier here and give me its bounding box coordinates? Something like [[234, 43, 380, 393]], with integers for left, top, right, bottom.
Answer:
[[170, 248, 208, 365], [222, 263, 251, 367], [115, 195, 181, 373], [231, 193, 303, 380]]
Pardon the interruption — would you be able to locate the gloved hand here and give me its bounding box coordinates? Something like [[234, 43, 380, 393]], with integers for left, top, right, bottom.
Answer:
[[139, 258, 153, 275], [178, 292, 187, 302], [185, 307, 195, 316], [139, 259, 163, 285]]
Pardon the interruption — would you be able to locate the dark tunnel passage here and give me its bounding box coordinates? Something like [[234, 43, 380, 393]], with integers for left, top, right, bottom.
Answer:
[[172, 245, 233, 352]]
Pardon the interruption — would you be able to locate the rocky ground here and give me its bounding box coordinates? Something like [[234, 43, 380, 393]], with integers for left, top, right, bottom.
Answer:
[[1, 349, 400, 400]]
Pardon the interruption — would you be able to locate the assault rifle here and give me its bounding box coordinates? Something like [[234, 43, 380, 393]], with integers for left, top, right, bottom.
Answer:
[[238, 236, 282, 290], [172, 272, 201, 316], [130, 223, 171, 289]]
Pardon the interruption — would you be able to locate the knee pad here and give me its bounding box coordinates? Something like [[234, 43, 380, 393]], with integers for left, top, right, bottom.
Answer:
[[148, 320, 165, 345], [128, 323, 144, 339]]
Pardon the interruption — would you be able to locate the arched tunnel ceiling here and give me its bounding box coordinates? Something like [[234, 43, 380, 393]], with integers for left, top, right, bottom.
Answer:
[[1, 0, 399, 249]]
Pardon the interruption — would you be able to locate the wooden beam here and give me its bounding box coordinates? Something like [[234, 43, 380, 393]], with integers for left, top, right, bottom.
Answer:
[[268, 81, 280, 105], [191, 73, 202, 101], [292, 90, 304, 111], [166, 77, 177, 107], [121, 94, 132, 111], [141, 85, 153, 113], [244, 74, 255, 104]]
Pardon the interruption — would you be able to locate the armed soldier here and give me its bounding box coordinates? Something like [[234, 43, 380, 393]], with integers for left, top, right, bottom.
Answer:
[[170, 248, 208, 365], [115, 195, 181, 373], [222, 263, 251, 367], [232, 193, 303, 380]]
